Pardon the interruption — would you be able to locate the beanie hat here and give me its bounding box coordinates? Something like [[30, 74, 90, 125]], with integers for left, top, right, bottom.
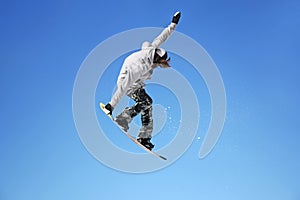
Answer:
[[155, 48, 168, 60]]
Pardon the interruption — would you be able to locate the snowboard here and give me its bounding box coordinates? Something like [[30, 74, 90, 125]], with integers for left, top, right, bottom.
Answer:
[[99, 102, 167, 160]]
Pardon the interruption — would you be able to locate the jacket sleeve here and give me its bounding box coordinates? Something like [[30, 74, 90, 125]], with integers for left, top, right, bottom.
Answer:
[[109, 69, 139, 108], [151, 23, 177, 48]]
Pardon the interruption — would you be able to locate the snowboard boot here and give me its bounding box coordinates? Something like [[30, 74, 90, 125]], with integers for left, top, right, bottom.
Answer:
[[137, 138, 155, 151], [115, 108, 132, 132]]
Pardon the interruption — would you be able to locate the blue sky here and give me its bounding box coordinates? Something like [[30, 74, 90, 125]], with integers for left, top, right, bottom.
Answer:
[[1, 0, 300, 199]]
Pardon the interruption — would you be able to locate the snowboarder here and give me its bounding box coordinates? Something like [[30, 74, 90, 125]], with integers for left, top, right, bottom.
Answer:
[[103, 11, 181, 150]]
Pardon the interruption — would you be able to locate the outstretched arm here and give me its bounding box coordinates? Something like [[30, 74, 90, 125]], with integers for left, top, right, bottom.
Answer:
[[151, 12, 181, 48]]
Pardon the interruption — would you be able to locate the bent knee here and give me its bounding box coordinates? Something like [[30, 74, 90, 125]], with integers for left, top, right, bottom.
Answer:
[[146, 96, 153, 105]]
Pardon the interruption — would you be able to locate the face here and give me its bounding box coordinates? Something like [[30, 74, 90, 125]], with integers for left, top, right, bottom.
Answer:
[[153, 58, 171, 69], [158, 59, 171, 68]]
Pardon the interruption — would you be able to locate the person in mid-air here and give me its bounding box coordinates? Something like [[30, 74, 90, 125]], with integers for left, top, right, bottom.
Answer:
[[103, 11, 181, 150]]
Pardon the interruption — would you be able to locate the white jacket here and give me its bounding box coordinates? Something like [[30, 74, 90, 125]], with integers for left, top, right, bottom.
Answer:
[[110, 22, 177, 108]]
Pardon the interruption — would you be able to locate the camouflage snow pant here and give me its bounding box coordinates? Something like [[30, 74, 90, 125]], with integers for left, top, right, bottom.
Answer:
[[116, 88, 153, 139]]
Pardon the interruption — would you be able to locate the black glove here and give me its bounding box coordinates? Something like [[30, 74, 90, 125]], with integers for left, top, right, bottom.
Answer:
[[172, 11, 181, 24], [105, 103, 113, 115]]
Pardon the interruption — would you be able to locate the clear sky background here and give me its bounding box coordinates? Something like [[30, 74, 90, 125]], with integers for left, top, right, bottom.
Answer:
[[1, 0, 300, 199]]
